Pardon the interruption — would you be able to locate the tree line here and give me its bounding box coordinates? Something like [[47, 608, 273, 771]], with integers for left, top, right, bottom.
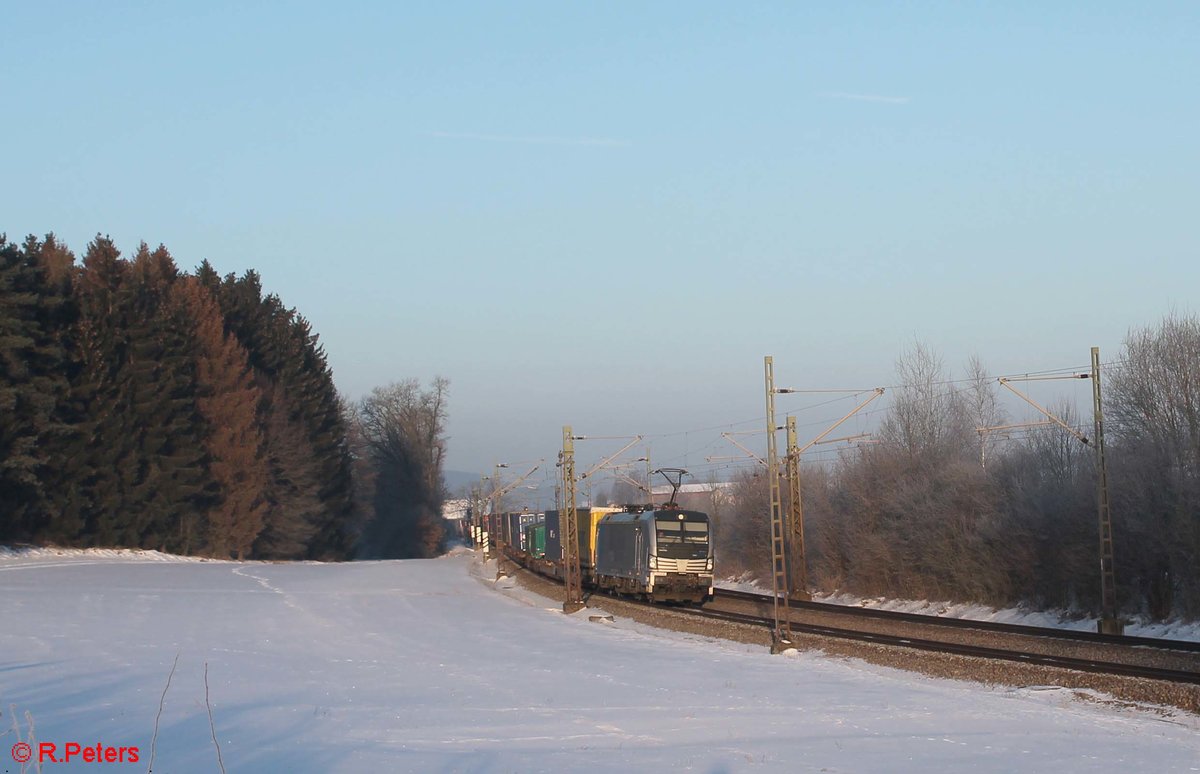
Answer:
[[714, 315, 1200, 621], [0, 233, 448, 560]]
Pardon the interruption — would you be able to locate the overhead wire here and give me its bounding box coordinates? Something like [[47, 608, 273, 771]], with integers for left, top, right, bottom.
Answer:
[[629, 361, 1103, 444], [516, 358, 1109, 479]]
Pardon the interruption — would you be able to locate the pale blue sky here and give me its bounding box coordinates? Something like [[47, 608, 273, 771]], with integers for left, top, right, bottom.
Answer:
[[4, 3, 1197, 481]]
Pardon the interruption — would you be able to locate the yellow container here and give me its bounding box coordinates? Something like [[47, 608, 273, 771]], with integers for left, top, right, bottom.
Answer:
[[579, 507, 621, 568]]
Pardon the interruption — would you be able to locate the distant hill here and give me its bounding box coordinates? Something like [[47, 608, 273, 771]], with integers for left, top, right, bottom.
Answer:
[[442, 469, 481, 494]]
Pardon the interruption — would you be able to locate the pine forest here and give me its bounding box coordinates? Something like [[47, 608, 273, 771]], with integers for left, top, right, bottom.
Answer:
[[0, 234, 447, 561]]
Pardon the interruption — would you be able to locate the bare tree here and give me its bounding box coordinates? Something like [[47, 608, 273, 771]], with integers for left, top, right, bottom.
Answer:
[[1108, 314, 1200, 616], [714, 332, 1200, 618], [1109, 313, 1200, 470], [355, 377, 450, 559], [813, 345, 1008, 602], [608, 478, 640, 506], [713, 470, 771, 581], [358, 377, 449, 498], [880, 341, 973, 461], [964, 354, 1006, 465]]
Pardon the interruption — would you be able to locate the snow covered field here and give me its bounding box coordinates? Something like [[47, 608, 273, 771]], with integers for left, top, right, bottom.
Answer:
[[2, 548, 1198, 773]]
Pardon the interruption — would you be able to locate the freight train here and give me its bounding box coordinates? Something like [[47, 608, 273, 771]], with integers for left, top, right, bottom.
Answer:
[[482, 502, 715, 604]]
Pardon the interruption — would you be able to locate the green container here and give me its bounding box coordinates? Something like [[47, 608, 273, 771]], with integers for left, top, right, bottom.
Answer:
[[526, 522, 546, 559]]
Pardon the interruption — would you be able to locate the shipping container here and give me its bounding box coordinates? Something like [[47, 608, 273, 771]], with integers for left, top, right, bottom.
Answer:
[[524, 522, 546, 559], [504, 512, 540, 552], [543, 506, 620, 567]]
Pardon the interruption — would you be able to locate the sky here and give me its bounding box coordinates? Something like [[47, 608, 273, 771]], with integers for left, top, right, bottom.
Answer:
[[4, 3, 1198, 480]]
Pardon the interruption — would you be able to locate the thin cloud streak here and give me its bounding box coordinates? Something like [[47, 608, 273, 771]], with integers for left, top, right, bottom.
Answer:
[[427, 131, 630, 147], [819, 92, 911, 105]]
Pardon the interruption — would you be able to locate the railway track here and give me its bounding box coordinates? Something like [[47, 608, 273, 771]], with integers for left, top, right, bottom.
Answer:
[[708, 588, 1200, 682], [495, 554, 1200, 687], [689, 599, 1200, 685], [715, 587, 1200, 653]]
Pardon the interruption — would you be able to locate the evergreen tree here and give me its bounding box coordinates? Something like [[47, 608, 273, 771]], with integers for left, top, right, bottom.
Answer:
[[3, 233, 360, 561], [215, 271, 282, 378], [256, 383, 324, 558], [172, 276, 268, 559], [0, 236, 72, 539], [277, 312, 355, 559], [74, 235, 135, 544], [17, 234, 84, 543], [209, 271, 356, 559], [75, 239, 210, 550], [121, 244, 210, 551]]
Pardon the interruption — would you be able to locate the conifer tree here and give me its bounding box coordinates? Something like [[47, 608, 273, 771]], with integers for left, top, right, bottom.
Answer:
[[121, 244, 210, 551], [215, 271, 281, 378], [256, 383, 324, 558], [74, 239, 210, 549], [34, 233, 76, 284], [73, 236, 136, 544], [3, 232, 359, 560], [0, 236, 70, 539], [172, 276, 268, 559], [207, 271, 355, 558], [16, 234, 83, 543], [276, 312, 355, 559]]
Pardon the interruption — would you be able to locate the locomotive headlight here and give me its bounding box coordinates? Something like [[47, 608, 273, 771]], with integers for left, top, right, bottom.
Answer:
[[649, 556, 657, 570], [706, 558, 713, 571]]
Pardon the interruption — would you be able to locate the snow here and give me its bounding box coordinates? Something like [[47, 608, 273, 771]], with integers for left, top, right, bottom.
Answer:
[[718, 575, 1200, 642], [1, 549, 1197, 773], [0, 545, 209, 562]]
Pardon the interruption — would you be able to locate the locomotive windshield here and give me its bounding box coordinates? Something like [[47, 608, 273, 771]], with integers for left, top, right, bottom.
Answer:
[[654, 518, 709, 559]]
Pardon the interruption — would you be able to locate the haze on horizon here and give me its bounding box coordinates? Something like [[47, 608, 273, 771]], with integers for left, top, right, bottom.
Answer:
[[4, 3, 1197, 477]]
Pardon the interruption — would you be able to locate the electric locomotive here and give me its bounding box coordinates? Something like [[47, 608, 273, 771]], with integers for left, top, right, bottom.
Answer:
[[593, 505, 714, 603]]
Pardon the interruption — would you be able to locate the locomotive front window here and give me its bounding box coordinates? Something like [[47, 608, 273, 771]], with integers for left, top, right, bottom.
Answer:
[[652, 518, 705, 554]]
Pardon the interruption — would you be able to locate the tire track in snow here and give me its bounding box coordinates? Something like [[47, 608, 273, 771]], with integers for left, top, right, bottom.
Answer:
[[231, 566, 303, 612]]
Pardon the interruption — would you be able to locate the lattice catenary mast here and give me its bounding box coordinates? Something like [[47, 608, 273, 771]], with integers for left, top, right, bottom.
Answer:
[[764, 356, 793, 651], [560, 426, 585, 614]]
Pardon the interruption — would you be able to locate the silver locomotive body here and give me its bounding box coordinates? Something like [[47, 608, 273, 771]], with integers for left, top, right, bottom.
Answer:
[[593, 507, 714, 603]]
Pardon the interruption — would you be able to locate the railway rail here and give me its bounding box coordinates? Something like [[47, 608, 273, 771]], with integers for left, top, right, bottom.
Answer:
[[710, 588, 1200, 677], [715, 588, 1200, 653], [496, 552, 1200, 687], [693, 595, 1200, 685]]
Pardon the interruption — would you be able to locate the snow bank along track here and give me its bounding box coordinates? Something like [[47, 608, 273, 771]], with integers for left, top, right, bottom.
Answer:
[[708, 589, 1200, 685]]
